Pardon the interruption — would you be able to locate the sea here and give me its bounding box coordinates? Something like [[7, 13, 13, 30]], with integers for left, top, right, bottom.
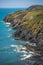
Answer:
[[0, 8, 31, 65]]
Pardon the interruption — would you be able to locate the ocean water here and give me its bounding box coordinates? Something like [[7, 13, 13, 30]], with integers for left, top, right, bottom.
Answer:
[[0, 8, 29, 65]]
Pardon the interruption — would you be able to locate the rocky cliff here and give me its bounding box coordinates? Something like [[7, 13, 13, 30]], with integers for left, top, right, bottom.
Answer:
[[4, 5, 43, 65]]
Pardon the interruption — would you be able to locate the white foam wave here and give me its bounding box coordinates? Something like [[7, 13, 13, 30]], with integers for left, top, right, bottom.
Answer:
[[20, 54, 32, 60], [20, 51, 40, 60], [6, 23, 11, 25], [21, 54, 27, 57], [10, 44, 27, 53], [10, 45, 18, 48], [26, 41, 29, 44], [13, 50, 27, 53]]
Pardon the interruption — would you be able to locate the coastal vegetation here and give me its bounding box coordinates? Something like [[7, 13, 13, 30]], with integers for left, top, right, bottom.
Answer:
[[4, 5, 43, 65]]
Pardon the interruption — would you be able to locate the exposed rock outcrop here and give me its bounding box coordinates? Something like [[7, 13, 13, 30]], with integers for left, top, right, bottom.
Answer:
[[4, 5, 43, 65]]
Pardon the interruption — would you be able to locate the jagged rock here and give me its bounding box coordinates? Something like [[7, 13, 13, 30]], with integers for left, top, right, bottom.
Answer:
[[4, 5, 43, 65]]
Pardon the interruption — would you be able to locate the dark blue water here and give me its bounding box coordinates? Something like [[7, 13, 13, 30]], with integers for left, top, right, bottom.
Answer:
[[0, 8, 28, 65]]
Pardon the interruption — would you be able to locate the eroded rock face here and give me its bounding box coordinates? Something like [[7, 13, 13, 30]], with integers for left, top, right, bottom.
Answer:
[[14, 26, 43, 44], [4, 11, 26, 29], [4, 5, 43, 65], [20, 59, 43, 65]]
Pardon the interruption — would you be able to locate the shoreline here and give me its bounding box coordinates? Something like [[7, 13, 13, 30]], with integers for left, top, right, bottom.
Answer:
[[3, 5, 43, 65]]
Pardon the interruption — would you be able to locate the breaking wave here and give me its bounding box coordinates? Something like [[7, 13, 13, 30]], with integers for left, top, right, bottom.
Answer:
[[0, 44, 38, 61]]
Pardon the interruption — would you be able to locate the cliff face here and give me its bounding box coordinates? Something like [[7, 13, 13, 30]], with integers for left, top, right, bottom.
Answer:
[[4, 5, 43, 60], [4, 10, 26, 29], [4, 5, 43, 45]]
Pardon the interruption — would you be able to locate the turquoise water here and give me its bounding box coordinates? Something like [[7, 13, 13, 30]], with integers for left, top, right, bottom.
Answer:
[[0, 8, 28, 65]]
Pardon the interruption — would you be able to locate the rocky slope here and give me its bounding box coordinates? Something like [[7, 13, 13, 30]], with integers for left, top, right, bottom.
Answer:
[[4, 5, 43, 65]]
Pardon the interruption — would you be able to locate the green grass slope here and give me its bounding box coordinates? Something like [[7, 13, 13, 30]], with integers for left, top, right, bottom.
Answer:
[[19, 9, 43, 34]]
